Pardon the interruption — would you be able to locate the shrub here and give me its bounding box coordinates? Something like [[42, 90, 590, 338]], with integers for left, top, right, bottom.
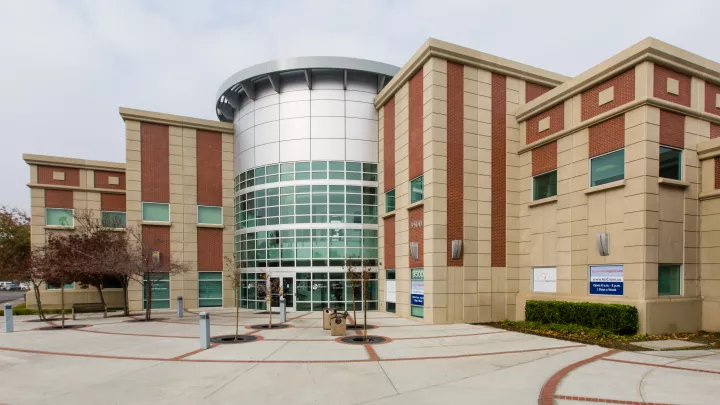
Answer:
[[525, 300, 638, 335]]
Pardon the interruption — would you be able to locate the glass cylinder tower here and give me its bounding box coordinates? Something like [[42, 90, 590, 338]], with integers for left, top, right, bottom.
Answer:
[[216, 57, 398, 312]]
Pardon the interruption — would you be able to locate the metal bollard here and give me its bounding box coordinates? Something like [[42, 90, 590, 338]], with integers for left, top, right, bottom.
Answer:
[[279, 297, 287, 322], [199, 312, 210, 349], [4, 304, 13, 333], [177, 296, 183, 318]]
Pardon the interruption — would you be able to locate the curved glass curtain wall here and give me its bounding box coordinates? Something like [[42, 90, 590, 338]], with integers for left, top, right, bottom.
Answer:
[[234, 160, 379, 270]]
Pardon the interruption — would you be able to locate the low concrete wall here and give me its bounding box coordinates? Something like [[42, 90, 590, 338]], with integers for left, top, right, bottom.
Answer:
[[24, 289, 125, 310]]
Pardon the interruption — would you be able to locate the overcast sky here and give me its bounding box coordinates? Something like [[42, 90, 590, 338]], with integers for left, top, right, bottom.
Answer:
[[1, 0, 719, 212]]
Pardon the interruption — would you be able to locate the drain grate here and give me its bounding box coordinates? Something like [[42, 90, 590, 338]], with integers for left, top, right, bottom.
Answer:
[[210, 335, 259, 344], [248, 323, 290, 330], [345, 324, 377, 330], [35, 324, 89, 331]]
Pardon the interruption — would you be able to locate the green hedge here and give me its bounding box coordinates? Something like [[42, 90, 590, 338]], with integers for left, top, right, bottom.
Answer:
[[525, 300, 638, 335]]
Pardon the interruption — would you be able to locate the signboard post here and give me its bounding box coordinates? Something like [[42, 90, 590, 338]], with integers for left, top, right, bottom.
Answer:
[[589, 265, 624, 296]]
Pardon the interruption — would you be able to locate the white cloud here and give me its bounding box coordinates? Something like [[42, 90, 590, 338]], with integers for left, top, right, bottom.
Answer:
[[1, 0, 718, 212]]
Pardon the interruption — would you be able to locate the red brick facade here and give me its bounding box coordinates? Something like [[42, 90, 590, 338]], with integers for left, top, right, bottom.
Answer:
[[142, 226, 170, 266], [705, 82, 720, 116], [532, 141, 558, 176], [384, 216, 395, 269], [196, 130, 223, 207], [95, 171, 126, 190], [589, 115, 625, 158], [711, 123, 720, 139], [384, 97, 396, 192], [447, 61, 464, 266], [659, 109, 685, 149], [37, 166, 80, 187], [581, 69, 635, 121], [491, 73, 507, 268], [409, 69, 424, 180], [526, 103, 564, 144], [408, 206, 424, 268], [526, 82, 552, 103], [101, 193, 126, 212], [198, 228, 223, 271], [654, 65, 691, 107], [141, 123, 170, 203], [45, 189, 73, 209]]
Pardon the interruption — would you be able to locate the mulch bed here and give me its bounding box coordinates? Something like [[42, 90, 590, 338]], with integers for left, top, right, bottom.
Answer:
[[485, 322, 720, 351]]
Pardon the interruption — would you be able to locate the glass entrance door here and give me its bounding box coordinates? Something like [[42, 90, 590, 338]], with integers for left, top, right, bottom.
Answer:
[[270, 276, 295, 312]]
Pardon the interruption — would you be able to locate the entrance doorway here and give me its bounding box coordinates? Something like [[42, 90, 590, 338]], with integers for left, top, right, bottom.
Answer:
[[269, 276, 294, 312]]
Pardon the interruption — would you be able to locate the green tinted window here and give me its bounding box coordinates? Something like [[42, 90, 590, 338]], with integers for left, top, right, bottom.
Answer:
[[659, 146, 682, 180], [199, 272, 223, 307], [386, 190, 395, 212], [143, 273, 170, 309], [142, 202, 170, 222], [46, 208, 73, 227], [533, 170, 557, 200], [198, 206, 223, 224], [658, 264, 681, 296], [101, 211, 126, 228], [590, 149, 624, 187], [410, 176, 424, 203]]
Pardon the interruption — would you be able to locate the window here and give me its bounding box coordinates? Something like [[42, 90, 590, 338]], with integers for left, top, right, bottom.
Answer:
[[199, 272, 223, 307], [143, 273, 170, 309], [102, 276, 123, 289], [590, 149, 624, 187], [46, 208, 73, 227], [386, 190, 395, 212], [386, 270, 396, 313], [658, 264, 681, 296], [101, 211, 126, 228], [659, 146, 682, 180], [142, 202, 170, 222], [198, 206, 223, 225], [47, 282, 74, 290], [410, 176, 423, 203], [237, 160, 378, 191], [533, 170, 557, 200]]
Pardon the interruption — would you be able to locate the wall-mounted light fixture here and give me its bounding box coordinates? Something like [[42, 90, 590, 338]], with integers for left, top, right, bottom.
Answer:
[[410, 242, 419, 261], [451, 240, 463, 260], [596, 233, 609, 256], [152, 250, 161, 265]]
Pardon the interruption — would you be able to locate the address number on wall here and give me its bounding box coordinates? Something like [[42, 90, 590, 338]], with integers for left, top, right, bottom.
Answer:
[[410, 220, 423, 229]]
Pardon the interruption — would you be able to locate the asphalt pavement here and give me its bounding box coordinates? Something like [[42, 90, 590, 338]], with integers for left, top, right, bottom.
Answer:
[[0, 290, 26, 304]]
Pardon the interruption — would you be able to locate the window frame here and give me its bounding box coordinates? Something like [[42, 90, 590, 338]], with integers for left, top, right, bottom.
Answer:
[[386, 189, 396, 213], [658, 145, 683, 181], [589, 149, 625, 187], [198, 271, 223, 307], [197, 205, 224, 225], [101, 211, 127, 228], [658, 264, 682, 297], [532, 169, 558, 201], [45, 208, 74, 228], [410, 176, 424, 204], [142, 202, 171, 223]]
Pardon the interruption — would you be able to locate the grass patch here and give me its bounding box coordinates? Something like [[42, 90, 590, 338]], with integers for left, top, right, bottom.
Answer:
[[488, 320, 720, 351]]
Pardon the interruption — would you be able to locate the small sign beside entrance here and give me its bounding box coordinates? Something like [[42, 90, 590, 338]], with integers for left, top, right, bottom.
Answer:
[[589, 265, 624, 296]]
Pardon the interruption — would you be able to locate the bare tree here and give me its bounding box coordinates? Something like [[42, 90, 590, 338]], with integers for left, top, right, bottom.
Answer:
[[345, 259, 363, 327], [224, 255, 242, 341], [43, 232, 82, 328]]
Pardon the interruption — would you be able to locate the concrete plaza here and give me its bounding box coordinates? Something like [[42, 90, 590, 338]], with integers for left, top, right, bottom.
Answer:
[[1, 310, 719, 404]]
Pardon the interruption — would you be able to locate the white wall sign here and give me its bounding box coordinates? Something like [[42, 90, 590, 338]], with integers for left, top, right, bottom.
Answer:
[[386, 280, 396, 303], [532, 267, 557, 293]]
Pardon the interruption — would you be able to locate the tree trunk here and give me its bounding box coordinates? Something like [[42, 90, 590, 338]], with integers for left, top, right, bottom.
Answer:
[[95, 284, 107, 310], [352, 280, 357, 326], [32, 283, 45, 321], [235, 286, 239, 341], [145, 280, 153, 321], [122, 283, 129, 316], [61, 284, 65, 328]]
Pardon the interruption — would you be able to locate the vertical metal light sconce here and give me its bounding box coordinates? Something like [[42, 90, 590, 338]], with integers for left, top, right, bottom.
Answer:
[[410, 242, 419, 261], [596, 233, 609, 256], [451, 240, 463, 260]]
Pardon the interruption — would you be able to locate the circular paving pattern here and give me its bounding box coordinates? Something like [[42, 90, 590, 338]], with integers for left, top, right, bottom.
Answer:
[[338, 335, 388, 345], [210, 334, 260, 344], [35, 324, 90, 331], [248, 323, 291, 330]]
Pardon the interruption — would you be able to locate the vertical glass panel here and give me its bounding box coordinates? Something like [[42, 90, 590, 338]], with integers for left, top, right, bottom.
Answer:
[[410, 176, 424, 203], [386, 190, 395, 212], [198, 272, 222, 307], [533, 170, 557, 201], [658, 264, 681, 296], [659, 146, 682, 180]]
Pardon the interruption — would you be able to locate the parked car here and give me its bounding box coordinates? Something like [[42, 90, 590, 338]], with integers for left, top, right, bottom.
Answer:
[[19, 282, 31, 291], [1, 282, 21, 291]]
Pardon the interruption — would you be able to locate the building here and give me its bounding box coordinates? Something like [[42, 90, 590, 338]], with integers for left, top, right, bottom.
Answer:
[[24, 38, 720, 334]]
